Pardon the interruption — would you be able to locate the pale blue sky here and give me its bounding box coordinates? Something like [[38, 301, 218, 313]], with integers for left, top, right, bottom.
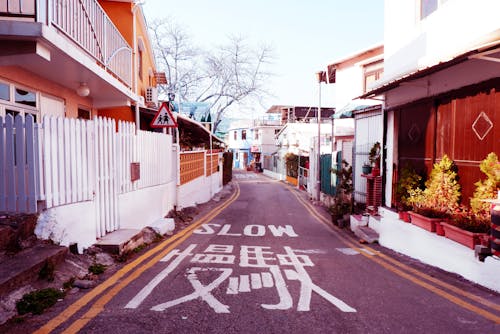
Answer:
[[143, 0, 384, 116]]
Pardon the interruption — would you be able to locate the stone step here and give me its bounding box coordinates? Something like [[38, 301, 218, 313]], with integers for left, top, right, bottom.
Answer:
[[0, 243, 67, 296], [95, 229, 144, 255], [353, 225, 379, 244]]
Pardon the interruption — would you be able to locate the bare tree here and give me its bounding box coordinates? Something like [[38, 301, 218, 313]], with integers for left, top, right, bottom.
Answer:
[[149, 18, 273, 132]]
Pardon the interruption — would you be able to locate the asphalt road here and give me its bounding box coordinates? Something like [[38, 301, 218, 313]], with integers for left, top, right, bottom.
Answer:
[[13, 171, 500, 333]]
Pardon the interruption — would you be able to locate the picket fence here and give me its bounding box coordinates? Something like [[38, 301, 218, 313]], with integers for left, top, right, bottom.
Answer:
[[1, 114, 173, 238]]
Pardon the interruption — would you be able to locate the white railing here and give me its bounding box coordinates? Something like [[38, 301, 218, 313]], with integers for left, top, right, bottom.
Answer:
[[50, 0, 132, 87], [0, 0, 132, 87]]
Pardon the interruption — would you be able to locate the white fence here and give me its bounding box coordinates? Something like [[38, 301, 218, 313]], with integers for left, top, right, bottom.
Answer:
[[0, 114, 39, 213], [1, 114, 173, 239]]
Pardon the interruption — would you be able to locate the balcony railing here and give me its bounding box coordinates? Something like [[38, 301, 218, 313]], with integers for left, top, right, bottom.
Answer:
[[1, 0, 132, 88]]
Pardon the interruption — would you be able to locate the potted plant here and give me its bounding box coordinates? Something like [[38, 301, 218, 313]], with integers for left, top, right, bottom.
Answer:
[[362, 162, 372, 175], [407, 155, 460, 233], [470, 152, 500, 218], [442, 208, 490, 249], [369, 142, 381, 176], [439, 152, 500, 249], [329, 160, 353, 228], [396, 165, 422, 222]]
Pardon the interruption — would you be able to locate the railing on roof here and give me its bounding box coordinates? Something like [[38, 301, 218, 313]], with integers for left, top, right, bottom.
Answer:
[[0, 0, 132, 88]]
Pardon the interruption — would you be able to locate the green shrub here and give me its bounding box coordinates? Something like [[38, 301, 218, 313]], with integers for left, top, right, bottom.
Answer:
[[88, 263, 107, 275], [408, 154, 460, 218], [16, 288, 64, 315], [396, 164, 422, 210]]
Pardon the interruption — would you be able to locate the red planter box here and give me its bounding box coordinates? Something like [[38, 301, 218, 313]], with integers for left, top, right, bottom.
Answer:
[[398, 211, 411, 223], [441, 222, 488, 249], [408, 212, 442, 233]]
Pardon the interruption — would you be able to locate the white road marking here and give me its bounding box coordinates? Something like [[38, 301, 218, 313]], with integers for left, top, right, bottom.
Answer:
[[359, 248, 376, 256], [151, 267, 232, 314], [226, 277, 239, 295], [125, 244, 196, 309], [251, 273, 262, 289], [262, 272, 274, 288], [336, 248, 360, 256], [261, 266, 293, 310], [239, 275, 251, 292]]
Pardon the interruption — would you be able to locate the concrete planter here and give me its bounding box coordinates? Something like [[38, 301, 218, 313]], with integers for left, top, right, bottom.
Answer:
[[408, 211, 441, 233], [441, 222, 488, 249]]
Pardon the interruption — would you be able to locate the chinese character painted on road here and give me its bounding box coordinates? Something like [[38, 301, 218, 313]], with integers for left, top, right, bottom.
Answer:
[[125, 244, 356, 314]]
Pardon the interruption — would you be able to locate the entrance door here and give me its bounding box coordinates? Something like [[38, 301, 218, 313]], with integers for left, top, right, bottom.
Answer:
[[40, 94, 65, 118]]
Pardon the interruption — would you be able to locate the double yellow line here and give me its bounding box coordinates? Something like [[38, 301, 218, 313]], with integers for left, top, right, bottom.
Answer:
[[288, 186, 500, 324], [35, 183, 241, 334]]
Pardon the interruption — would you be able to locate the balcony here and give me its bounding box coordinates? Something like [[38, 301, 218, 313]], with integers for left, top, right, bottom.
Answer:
[[0, 0, 133, 106]]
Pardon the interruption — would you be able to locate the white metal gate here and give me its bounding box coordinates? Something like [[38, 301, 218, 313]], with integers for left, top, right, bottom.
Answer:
[[94, 117, 119, 237]]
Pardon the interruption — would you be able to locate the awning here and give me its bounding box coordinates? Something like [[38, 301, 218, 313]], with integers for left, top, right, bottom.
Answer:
[[332, 103, 374, 119], [359, 38, 500, 99]]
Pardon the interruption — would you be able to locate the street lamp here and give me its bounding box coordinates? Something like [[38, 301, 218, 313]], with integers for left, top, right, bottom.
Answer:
[[315, 71, 326, 202]]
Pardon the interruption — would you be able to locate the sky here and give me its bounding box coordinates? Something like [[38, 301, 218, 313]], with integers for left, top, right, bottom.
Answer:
[[142, 0, 384, 117]]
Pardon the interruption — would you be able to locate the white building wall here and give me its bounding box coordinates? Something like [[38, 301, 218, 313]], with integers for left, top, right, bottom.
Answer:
[[335, 66, 364, 110], [178, 171, 223, 209], [118, 182, 176, 229], [383, 0, 500, 81]]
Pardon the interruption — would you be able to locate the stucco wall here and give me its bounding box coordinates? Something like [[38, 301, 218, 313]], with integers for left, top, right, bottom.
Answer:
[[35, 201, 97, 253], [0, 66, 94, 118], [118, 182, 176, 229], [178, 172, 223, 209]]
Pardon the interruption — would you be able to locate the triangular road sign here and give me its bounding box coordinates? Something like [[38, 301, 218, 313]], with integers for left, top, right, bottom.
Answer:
[[150, 102, 178, 128]]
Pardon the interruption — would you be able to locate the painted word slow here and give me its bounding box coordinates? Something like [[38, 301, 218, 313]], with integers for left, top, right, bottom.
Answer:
[[193, 223, 299, 237], [125, 244, 356, 314]]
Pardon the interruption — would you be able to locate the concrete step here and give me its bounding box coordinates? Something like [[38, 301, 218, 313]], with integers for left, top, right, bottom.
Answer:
[[0, 243, 67, 296], [95, 229, 144, 255], [354, 225, 379, 244]]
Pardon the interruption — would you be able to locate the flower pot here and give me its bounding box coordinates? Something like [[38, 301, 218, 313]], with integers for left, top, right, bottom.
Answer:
[[408, 211, 441, 233], [362, 165, 372, 175], [441, 222, 488, 249]]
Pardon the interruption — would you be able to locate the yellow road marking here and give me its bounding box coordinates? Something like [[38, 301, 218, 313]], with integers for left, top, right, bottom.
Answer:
[[34, 183, 240, 334], [287, 186, 500, 324]]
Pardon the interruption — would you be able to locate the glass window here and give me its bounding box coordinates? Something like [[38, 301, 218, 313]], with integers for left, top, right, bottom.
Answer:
[[255, 130, 259, 140], [15, 88, 36, 107], [234, 130, 237, 140], [421, 0, 438, 19], [78, 108, 91, 120], [6, 109, 20, 118], [0, 82, 9, 101], [242, 130, 247, 140]]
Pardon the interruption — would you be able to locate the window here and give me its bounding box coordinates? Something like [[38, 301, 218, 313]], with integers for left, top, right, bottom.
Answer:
[[78, 108, 91, 120], [420, 0, 448, 19], [138, 49, 143, 80], [0, 82, 9, 101], [234, 130, 237, 140], [363, 60, 384, 93], [6, 108, 37, 122], [15, 88, 36, 107], [255, 129, 259, 140], [275, 129, 280, 135], [242, 130, 247, 140]]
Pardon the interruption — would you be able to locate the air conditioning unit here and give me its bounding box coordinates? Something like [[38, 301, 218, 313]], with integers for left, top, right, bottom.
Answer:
[[145, 87, 158, 106]]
